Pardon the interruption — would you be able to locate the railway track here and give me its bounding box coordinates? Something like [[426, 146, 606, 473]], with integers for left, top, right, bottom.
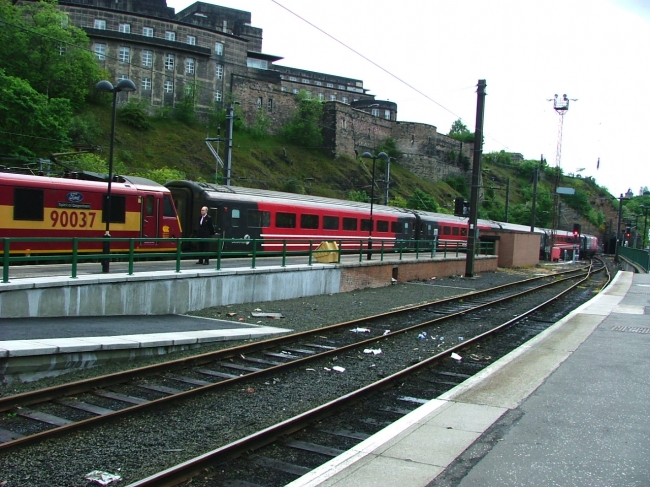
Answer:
[[124, 259, 610, 486], [0, 264, 602, 455]]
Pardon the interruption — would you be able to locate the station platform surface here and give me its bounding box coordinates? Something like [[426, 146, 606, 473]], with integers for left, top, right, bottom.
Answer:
[[286, 271, 650, 487]]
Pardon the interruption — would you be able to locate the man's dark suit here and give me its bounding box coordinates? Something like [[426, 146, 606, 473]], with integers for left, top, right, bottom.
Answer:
[[197, 213, 215, 264]]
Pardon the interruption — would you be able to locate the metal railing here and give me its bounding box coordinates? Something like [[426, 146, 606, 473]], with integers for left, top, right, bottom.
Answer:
[[1, 237, 495, 282], [618, 246, 650, 273]]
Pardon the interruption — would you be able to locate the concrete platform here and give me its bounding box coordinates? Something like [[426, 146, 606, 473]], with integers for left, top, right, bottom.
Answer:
[[286, 271, 650, 487], [0, 315, 290, 383]]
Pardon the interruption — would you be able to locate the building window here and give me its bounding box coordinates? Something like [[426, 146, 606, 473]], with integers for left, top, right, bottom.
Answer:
[[330, 95, 337, 101], [59, 44, 66, 56], [142, 77, 151, 90], [315, 81, 322, 86], [164, 80, 173, 93], [326, 83, 334, 88], [186, 58, 195, 74], [165, 31, 176, 41], [302, 79, 310, 84], [342, 96, 348, 104], [384, 110, 391, 120], [247, 58, 268, 69], [118, 74, 128, 82], [186, 35, 196, 45], [214, 90, 222, 102], [94, 19, 106, 30], [165, 54, 174, 70], [256, 97, 262, 108], [142, 50, 153, 67], [338, 85, 345, 90], [215, 42, 223, 55], [289, 76, 298, 82], [118, 46, 130, 63], [371, 108, 379, 116], [185, 84, 193, 95], [292, 89, 299, 94], [118, 23, 130, 33], [318, 93, 324, 100], [143, 26, 153, 37], [267, 98, 273, 112], [305, 92, 312, 99], [94, 43, 106, 60], [215, 64, 223, 79], [281, 86, 287, 92]]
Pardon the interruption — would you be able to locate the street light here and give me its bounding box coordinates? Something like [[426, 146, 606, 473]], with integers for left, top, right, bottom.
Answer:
[[95, 79, 137, 272], [361, 151, 388, 260]]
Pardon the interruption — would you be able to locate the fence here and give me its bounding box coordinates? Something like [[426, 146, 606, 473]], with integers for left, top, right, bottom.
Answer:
[[1, 237, 495, 283], [618, 246, 650, 273]]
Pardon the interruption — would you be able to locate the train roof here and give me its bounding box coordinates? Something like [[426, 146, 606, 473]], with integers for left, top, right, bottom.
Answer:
[[0, 172, 168, 193]]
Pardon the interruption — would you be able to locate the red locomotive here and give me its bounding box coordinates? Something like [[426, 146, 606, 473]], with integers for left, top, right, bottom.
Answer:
[[0, 172, 182, 255]]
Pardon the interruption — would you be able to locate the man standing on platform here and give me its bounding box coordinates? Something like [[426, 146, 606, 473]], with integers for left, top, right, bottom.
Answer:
[[197, 206, 214, 265]]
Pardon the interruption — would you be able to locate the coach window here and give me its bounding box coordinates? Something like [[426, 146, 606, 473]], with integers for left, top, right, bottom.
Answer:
[[301, 214, 319, 229], [377, 220, 389, 232], [145, 195, 154, 216], [443, 226, 451, 235], [14, 188, 44, 220], [343, 217, 357, 231], [102, 195, 126, 223], [247, 209, 270, 227], [323, 216, 339, 230], [452, 227, 459, 236], [231, 209, 240, 227], [391, 221, 402, 233], [361, 219, 372, 232], [276, 212, 296, 228]]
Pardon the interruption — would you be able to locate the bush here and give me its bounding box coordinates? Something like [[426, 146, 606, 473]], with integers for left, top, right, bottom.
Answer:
[[118, 99, 151, 130]]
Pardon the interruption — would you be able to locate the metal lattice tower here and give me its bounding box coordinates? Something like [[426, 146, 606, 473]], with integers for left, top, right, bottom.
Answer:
[[546, 94, 577, 259]]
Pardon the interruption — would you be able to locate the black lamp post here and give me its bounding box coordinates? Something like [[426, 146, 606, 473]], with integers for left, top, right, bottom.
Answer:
[[95, 79, 137, 272], [361, 151, 388, 260], [641, 205, 649, 249]]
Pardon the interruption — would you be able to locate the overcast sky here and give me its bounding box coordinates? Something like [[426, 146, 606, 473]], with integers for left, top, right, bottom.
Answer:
[[168, 0, 650, 198]]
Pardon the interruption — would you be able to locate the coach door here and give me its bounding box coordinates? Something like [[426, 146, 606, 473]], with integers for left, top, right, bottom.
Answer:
[[141, 194, 159, 244]]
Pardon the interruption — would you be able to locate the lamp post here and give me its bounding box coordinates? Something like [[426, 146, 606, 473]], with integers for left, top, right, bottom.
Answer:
[[361, 151, 388, 260], [640, 205, 649, 249], [95, 79, 137, 272]]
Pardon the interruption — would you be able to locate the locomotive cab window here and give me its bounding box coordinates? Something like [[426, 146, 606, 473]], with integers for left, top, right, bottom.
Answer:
[[14, 188, 44, 221], [102, 195, 126, 223], [247, 209, 270, 228], [343, 217, 357, 231], [300, 214, 319, 229], [145, 195, 154, 216], [163, 195, 176, 217], [323, 216, 339, 230], [377, 220, 389, 232], [276, 212, 296, 228]]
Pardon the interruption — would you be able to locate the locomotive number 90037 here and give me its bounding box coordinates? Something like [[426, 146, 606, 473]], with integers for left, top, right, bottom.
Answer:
[[49, 209, 98, 229]]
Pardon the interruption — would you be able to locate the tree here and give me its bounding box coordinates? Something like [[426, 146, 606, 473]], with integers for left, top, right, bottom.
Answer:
[[0, 1, 101, 108], [448, 119, 474, 143], [0, 70, 72, 157], [407, 189, 439, 212], [280, 91, 323, 149]]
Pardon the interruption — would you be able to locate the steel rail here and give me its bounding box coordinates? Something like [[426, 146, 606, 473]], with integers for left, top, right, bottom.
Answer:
[[125, 261, 605, 486], [0, 266, 594, 452]]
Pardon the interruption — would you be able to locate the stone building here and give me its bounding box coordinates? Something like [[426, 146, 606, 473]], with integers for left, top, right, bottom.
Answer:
[[54, 0, 472, 185]]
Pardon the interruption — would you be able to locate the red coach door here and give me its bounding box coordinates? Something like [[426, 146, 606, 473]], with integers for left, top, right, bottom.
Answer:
[[141, 194, 159, 245]]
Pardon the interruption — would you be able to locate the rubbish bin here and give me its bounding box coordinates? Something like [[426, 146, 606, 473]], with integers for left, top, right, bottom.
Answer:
[[314, 241, 339, 263]]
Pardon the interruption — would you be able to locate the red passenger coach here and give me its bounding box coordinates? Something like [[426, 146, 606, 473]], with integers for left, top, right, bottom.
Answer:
[[0, 172, 182, 255]]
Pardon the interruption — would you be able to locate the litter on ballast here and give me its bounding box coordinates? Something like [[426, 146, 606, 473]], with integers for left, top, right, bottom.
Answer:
[[226, 312, 237, 317], [85, 471, 122, 486], [383, 330, 391, 336], [350, 327, 371, 333], [305, 368, 316, 371], [363, 348, 382, 355], [451, 352, 462, 361], [323, 367, 331, 371], [251, 312, 284, 319], [458, 337, 464, 341], [332, 366, 346, 373]]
